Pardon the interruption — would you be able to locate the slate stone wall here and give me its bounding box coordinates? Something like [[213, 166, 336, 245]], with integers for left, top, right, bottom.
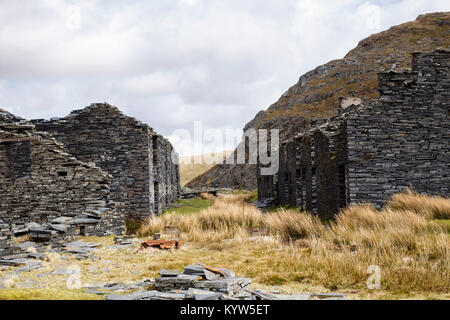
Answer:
[[258, 48, 449, 215], [0, 219, 13, 257], [32, 103, 180, 219], [0, 125, 124, 235], [273, 121, 348, 219], [347, 48, 450, 207]]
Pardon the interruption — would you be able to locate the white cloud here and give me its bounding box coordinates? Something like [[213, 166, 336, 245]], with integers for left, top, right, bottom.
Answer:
[[356, 2, 382, 30], [0, 0, 449, 155]]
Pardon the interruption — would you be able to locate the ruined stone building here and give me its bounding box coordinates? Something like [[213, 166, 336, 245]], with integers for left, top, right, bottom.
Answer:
[[258, 48, 450, 219], [0, 103, 180, 237]]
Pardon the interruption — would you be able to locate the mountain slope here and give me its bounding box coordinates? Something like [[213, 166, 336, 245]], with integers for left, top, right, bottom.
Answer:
[[186, 12, 450, 191], [180, 150, 232, 186]]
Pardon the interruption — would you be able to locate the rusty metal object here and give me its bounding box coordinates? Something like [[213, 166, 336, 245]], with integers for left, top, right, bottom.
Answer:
[[140, 239, 184, 250], [200, 264, 226, 277]]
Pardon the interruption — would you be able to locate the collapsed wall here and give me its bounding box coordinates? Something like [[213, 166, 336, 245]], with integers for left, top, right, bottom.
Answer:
[[32, 103, 180, 219], [0, 121, 124, 236], [258, 47, 449, 216]]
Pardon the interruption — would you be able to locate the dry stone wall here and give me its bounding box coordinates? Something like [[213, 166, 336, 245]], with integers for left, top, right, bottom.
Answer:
[[0, 219, 13, 257], [1, 102, 180, 241], [347, 48, 450, 207], [32, 103, 180, 219]]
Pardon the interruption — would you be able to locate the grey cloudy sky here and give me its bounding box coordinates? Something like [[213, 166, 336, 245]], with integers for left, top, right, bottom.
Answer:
[[0, 0, 449, 155]]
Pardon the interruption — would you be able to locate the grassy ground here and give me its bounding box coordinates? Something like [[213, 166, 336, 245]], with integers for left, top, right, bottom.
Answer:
[[1, 190, 448, 300], [435, 219, 450, 233], [137, 190, 449, 298], [164, 198, 215, 215], [0, 289, 103, 300]]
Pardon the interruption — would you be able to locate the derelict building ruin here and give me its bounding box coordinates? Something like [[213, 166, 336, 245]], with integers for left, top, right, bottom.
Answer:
[[0, 103, 180, 236], [258, 48, 450, 219]]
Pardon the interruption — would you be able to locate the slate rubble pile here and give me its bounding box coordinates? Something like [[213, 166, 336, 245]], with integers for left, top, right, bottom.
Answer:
[[1, 237, 347, 300], [0, 235, 103, 269], [105, 264, 347, 301]]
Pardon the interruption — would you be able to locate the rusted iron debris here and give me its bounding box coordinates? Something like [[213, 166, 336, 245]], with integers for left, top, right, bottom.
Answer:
[[140, 239, 184, 250]]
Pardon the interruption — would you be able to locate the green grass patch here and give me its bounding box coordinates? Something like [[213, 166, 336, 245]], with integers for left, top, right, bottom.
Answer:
[[247, 190, 258, 202], [435, 219, 450, 233], [229, 190, 258, 202], [164, 198, 214, 215]]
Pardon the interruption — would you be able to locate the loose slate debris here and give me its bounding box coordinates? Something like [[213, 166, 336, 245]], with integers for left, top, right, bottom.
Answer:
[[140, 239, 184, 250], [16, 261, 43, 273], [106, 264, 347, 301], [0, 220, 14, 258], [84, 279, 155, 295], [254, 198, 277, 209], [0, 225, 106, 272], [160, 270, 181, 277], [310, 292, 346, 299], [114, 236, 134, 246]]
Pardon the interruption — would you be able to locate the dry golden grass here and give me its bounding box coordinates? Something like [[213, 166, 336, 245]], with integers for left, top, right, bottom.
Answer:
[[2, 191, 448, 300], [200, 192, 216, 201], [137, 191, 450, 296], [138, 192, 261, 242], [386, 189, 450, 219], [263, 210, 325, 241], [0, 288, 103, 300], [12, 234, 31, 245]]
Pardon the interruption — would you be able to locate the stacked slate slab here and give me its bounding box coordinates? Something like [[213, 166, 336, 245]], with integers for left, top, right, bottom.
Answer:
[[105, 264, 347, 301], [258, 48, 450, 216], [155, 265, 252, 298], [32, 103, 180, 219], [0, 220, 13, 258]]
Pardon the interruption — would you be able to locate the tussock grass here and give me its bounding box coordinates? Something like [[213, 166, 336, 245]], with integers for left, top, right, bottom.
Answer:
[[386, 189, 450, 219], [138, 194, 261, 241], [6, 191, 447, 299], [200, 192, 216, 201], [264, 210, 325, 241], [137, 191, 450, 294]]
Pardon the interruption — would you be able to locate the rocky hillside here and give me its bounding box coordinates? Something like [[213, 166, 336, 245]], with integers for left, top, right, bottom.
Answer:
[[186, 12, 450, 191]]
